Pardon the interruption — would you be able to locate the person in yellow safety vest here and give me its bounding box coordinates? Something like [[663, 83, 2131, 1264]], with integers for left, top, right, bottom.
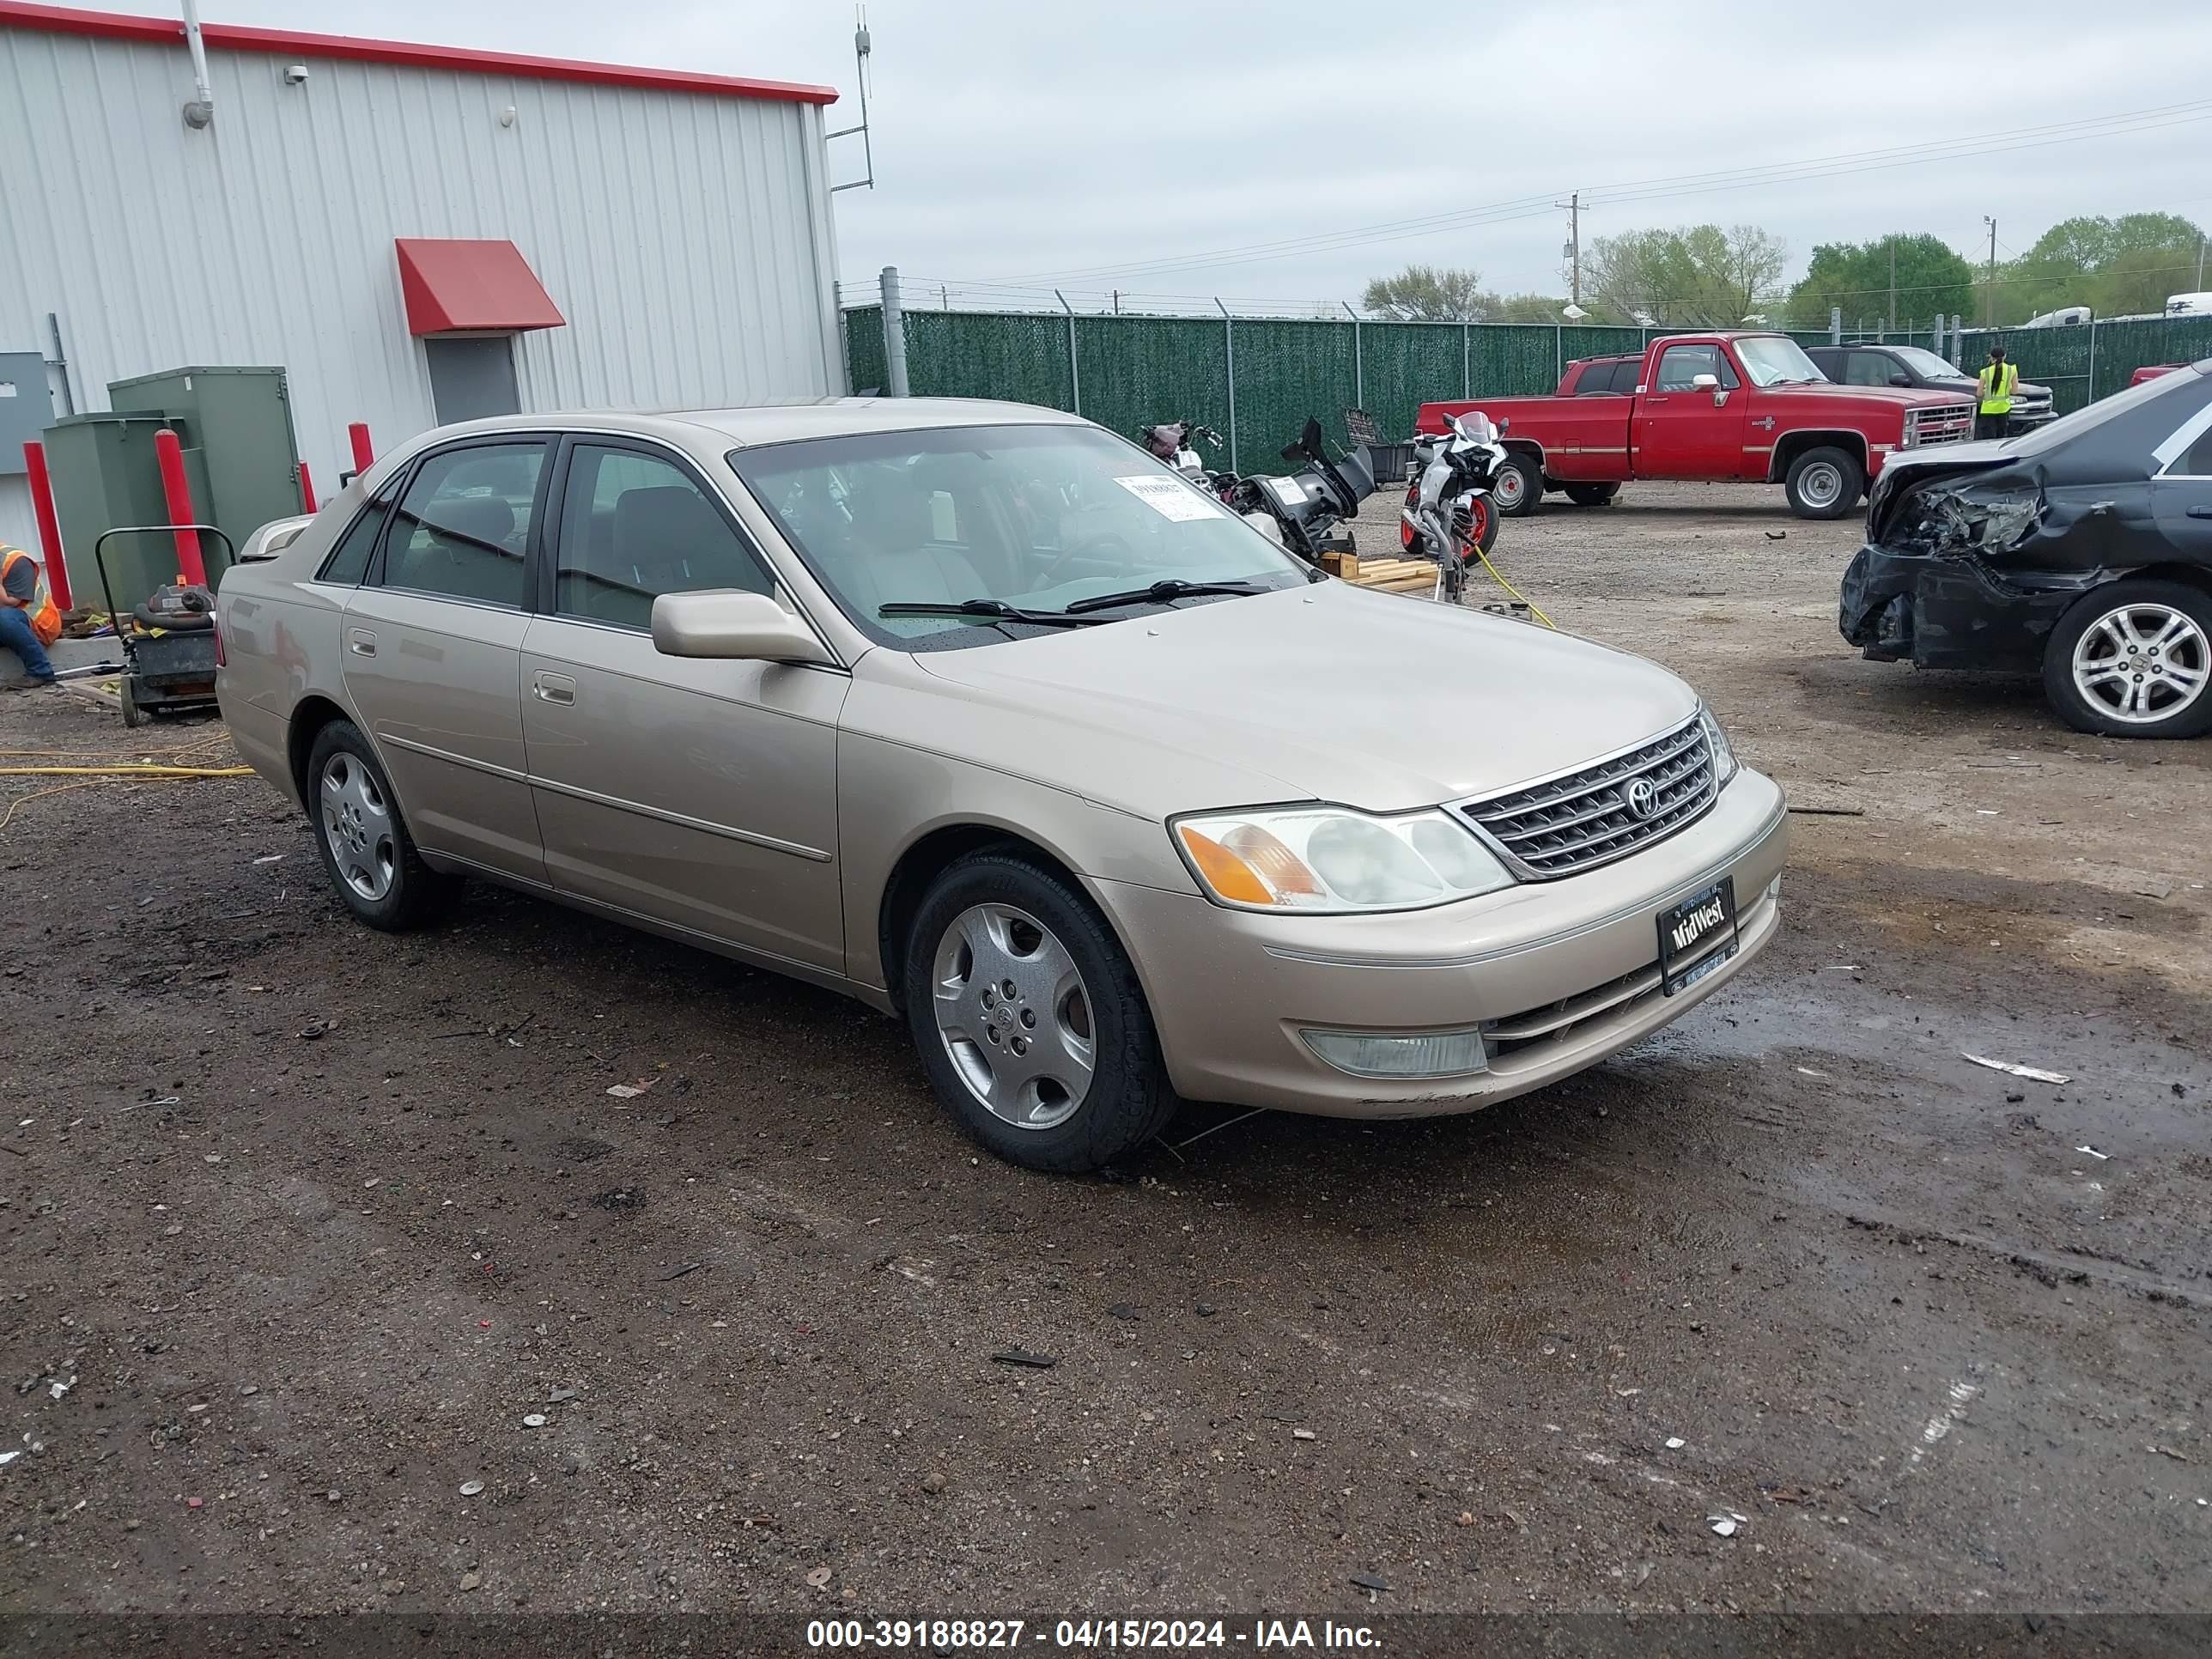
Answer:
[[1975, 345, 2021, 441], [1, 543, 64, 687]]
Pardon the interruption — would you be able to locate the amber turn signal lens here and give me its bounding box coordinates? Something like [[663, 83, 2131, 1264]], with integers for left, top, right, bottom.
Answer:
[[1176, 825, 1273, 907]]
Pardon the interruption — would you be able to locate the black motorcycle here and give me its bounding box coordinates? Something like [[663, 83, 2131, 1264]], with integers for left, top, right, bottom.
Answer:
[[1224, 416, 1377, 567]]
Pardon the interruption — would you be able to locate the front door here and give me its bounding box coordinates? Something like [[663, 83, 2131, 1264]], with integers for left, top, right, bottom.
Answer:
[[341, 437, 550, 884], [1632, 341, 1748, 479], [519, 439, 849, 974]]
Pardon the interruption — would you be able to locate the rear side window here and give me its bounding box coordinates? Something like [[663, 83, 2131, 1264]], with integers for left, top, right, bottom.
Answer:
[[1610, 360, 1641, 394], [381, 442, 545, 608], [1574, 361, 1626, 395], [318, 500, 389, 585]]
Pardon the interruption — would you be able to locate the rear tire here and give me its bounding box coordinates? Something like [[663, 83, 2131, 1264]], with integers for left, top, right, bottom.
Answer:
[[1563, 483, 1619, 508], [902, 849, 1177, 1173], [118, 679, 143, 728], [2041, 580, 2212, 739], [1784, 446, 1863, 520], [306, 719, 452, 930], [1492, 452, 1543, 517]]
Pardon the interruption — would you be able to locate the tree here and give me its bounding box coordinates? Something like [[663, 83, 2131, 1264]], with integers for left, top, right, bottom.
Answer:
[[1362, 264, 1490, 321], [1583, 225, 1788, 327], [1784, 234, 1974, 331], [1487, 292, 1576, 323], [1994, 212, 2207, 323]]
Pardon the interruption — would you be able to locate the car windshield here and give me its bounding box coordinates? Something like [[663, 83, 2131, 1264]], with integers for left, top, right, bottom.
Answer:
[[1734, 337, 1824, 387], [727, 424, 1309, 647], [1889, 345, 1966, 380]]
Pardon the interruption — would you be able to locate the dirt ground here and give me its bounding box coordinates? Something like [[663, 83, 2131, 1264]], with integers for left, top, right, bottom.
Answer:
[[3, 481, 2209, 1634]]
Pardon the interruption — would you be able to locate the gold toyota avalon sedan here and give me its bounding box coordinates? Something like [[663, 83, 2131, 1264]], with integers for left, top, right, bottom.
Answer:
[[216, 400, 1786, 1171]]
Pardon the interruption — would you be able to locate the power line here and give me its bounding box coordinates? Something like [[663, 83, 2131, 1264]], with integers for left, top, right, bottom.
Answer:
[[984, 98, 2212, 289]]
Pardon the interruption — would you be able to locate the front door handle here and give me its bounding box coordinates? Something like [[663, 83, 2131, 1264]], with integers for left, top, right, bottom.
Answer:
[[532, 672, 577, 706], [2188, 505, 2212, 520], [347, 628, 376, 657]]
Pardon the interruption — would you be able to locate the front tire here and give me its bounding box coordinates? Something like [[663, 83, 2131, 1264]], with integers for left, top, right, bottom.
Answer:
[[1492, 452, 1542, 517], [2042, 580, 2212, 739], [1563, 483, 1619, 508], [1784, 446, 1863, 520], [307, 719, 451, 930], [902, 850, 1176, 1173]]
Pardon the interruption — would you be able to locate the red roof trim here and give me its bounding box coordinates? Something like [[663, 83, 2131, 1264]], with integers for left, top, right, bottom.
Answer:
[[395, 239, 565, 336], [0, 1, 839, 105]]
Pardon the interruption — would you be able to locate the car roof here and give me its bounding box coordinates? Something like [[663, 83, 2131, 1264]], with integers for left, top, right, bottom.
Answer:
[[412, 398, 1092, 452]]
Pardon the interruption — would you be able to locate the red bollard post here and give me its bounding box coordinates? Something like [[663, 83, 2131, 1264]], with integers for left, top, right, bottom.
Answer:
[[21, 441, 73, 612], [297, 460, 319, 514], [348, 422, 374, 475], [153, 428, 208, 588]]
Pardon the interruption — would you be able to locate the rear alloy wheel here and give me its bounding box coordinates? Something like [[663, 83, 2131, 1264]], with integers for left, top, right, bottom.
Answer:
[[1492, 452, 1542, 517], [2043, 580, 2212, 739], [1784, 446, 1863, 520], [307, 719, 451, 929], [904, 851, 1176, 1172]]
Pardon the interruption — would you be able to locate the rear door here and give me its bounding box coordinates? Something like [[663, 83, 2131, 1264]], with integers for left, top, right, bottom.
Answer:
[[1546, 361, 1632, 483], [2151, 399, 2212, 556], [1632, 342, 1748, 478], [340, 437, 550, 884], [517, 438, 850, 974]]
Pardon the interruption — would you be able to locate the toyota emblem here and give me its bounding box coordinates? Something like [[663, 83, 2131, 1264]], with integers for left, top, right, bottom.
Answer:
[[1623, 778, 1659, 820]]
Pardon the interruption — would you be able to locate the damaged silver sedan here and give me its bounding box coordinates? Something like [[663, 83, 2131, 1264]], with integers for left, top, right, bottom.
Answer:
[[1840, 359, 2212, 738]]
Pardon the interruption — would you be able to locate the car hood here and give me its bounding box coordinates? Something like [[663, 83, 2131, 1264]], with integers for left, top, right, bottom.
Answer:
[[1786, 381, 1968, 408], [901, 582, 1698, 817]]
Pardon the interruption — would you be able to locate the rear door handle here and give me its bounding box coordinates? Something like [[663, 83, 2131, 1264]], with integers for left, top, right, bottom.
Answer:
[[347, 628, 376, 657], [2188, 505, 2212, 520], [532, 672, 576, 706]]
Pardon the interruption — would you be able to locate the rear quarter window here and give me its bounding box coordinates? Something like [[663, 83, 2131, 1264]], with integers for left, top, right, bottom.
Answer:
[[317, 500, 391, 585]]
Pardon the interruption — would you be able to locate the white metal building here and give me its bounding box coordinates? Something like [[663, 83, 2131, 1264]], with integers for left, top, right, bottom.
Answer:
[[0, 1, 845, 558]]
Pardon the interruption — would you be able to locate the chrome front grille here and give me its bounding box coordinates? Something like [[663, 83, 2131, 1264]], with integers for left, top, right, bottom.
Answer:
[[1905, 402, 1977, 447], [1453, 717, 1717, 880]]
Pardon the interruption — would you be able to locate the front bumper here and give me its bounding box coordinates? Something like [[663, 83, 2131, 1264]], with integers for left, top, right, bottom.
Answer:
[[1838, 542, 2076, 672], [1095, 770, 1788, 1119]]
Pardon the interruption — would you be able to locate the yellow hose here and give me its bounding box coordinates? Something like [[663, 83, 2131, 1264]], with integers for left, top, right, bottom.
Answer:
[[1472, 544, 1557, 629], [0, 765, 252, 777]]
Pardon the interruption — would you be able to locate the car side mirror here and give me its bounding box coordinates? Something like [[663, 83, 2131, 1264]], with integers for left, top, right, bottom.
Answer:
[[652, 589, 829, 665], [1690, 373, 1720, 390], [1890, 374, 1913, 387]]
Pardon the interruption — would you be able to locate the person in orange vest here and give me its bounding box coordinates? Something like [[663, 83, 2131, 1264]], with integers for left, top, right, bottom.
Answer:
[[1, 542, 63, 687]]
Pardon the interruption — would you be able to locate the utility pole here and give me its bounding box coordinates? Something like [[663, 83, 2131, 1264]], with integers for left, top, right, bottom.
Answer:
[[1983, 216, 1998, 326], [2198, 235, 2207, 292], [1556, 191, 1582, 305], [1887, 239, 1896, 333]]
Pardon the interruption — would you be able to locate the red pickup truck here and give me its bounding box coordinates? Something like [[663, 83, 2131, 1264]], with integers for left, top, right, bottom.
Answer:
[[1414, 331, 1978, 520]]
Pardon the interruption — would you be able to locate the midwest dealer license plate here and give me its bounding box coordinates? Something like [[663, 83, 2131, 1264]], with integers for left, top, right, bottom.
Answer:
[[1657, 877, 1739, 995]]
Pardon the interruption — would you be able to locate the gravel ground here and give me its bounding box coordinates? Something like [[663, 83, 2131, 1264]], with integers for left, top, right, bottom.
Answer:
[[2, 481, 2209, 1635]]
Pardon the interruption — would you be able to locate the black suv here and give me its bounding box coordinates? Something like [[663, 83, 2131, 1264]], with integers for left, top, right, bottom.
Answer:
[[1807, 343, 2055, 434]]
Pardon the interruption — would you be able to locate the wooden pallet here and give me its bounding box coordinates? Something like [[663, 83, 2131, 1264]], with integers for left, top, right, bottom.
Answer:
[[1322, 551, 1437, 595]]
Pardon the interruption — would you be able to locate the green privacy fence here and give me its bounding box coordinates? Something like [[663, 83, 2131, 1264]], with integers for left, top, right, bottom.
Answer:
[[842, 304, 2211, 459], [1954, 317, 2212, 412]]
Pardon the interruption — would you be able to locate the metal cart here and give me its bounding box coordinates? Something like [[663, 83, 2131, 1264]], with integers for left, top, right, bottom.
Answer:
[[93, 524, 235, 728]]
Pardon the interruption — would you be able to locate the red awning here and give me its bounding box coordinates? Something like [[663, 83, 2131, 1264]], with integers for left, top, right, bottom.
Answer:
[[395, 239, 565, 336]]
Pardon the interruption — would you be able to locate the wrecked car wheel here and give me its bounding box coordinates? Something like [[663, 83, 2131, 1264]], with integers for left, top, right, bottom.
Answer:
[[1784, 447, 1863, 520], [2044, 582, 2212, 738]]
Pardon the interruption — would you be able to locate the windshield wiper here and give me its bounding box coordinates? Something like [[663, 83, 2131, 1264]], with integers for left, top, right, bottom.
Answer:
[[878, 599, 1103, 629], [1060, 579, 1273, 615]]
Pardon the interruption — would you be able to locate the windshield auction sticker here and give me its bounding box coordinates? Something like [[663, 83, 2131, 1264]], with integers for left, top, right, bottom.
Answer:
[[1114, 475, 1221, 522]]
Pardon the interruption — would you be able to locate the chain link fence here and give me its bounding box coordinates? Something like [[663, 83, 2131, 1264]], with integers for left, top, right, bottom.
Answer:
[[843, 294, 2212, 456]]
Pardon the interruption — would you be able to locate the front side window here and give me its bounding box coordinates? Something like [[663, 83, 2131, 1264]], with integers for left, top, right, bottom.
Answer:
[[1845, 351, 1899, 386], [555, 446, 772, 629], [729, 424, 1309, 648], [381, 442, 544, 607]]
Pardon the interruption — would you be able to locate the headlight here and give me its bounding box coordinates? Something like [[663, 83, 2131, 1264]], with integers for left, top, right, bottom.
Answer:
[[1172, 805, 1514, 914], [1698, 706, 1739, 787]]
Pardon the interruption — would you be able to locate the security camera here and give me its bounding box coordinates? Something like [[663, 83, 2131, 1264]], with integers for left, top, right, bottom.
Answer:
[[283, 64, 310, 84]]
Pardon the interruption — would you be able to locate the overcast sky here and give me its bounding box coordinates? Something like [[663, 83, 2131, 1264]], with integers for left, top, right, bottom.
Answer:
[[107, 0, 2212, 313]]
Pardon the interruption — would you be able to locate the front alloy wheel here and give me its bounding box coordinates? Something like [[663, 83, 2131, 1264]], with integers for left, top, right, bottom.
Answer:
[[932, 902, 1095, 1131]]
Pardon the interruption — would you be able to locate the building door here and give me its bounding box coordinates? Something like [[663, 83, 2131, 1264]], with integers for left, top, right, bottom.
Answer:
[[426, 337, 521, 426]]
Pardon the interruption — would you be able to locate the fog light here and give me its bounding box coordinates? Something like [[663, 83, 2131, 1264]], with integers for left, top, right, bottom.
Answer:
[[1301, 1027, 1489, 1079]]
